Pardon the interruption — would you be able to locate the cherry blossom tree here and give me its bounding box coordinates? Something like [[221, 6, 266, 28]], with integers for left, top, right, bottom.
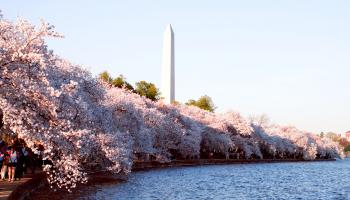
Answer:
[[0, 12, 342, 191], [0, 15, 132, 191]]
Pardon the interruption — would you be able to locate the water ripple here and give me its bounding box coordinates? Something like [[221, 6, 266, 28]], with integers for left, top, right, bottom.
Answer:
[[92, 159, 350, 200]]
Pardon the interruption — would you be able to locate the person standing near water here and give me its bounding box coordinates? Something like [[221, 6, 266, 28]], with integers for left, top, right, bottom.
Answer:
[[1, 146, 8, 181], [15, 145, 24, 180], [0, 151, 3, 177], [7, 146, 17, 182], [21, 146, 29, 174], [0, 139, 5, 171]]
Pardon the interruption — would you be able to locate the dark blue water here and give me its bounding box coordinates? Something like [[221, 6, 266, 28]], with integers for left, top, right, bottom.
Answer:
[[92, 159, 350, 200]]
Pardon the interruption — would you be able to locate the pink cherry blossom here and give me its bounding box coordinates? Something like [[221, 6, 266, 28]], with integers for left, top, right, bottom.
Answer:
[[0, 13, 342, 191]]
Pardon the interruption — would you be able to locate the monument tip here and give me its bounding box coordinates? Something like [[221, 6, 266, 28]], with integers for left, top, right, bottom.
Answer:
[[165, 24, 173, 31]]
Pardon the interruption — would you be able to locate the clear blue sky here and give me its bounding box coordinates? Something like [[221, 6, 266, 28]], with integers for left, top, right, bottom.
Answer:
[[2, 1, 350, 133]]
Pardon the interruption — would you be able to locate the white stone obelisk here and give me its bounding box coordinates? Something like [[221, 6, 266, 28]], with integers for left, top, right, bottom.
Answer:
[[161, 24, 175, 104]]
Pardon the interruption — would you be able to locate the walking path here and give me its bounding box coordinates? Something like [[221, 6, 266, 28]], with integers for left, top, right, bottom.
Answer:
[[0, 171, 44, 200], [0, 178, 30, 200]]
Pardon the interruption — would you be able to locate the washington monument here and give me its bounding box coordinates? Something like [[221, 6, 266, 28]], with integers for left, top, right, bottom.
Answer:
[[161, 24, 175, 104]]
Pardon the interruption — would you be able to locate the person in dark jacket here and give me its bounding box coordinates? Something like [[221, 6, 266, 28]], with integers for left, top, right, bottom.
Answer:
[[14, 146, 24, 180], [0, 146, 8, 180], [0, 140, 5, 171], [21, 147, 29, 174]]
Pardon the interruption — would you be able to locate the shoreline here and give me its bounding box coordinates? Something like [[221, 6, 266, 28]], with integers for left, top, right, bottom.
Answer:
[[132, 158, 336, 171], [12, 158, 337, 200]]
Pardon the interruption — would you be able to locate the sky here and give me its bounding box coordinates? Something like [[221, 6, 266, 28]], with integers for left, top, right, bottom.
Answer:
[[1, 1, 350, 133]]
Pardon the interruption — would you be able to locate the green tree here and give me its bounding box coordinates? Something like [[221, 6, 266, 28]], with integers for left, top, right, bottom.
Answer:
[[98, 71, 113, 84], [135, 80, 160, 101], [325, 132, 340, 142], [171, 100, 182, 106], [344, 146, 350, 152], [186, 99, 197, 106], [111, 75, 134, 91], [320, 132, 324, 138], [186, 95, 216, 112]]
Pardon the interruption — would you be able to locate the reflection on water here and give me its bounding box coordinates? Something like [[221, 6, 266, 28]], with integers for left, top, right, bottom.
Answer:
[[92, 159, 350, 200]]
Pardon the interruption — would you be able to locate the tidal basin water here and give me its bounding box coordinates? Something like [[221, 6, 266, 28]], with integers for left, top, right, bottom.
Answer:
[[92, 159, 350, 200]]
